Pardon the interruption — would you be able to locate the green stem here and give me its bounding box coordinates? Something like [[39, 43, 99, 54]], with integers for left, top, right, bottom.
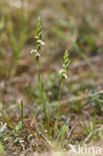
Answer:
[[54, 79, 64, 140], [20, 101, 24, 130], [36, 61, 50, 136]]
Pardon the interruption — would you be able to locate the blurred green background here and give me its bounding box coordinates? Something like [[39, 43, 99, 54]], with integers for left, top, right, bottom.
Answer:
[[0, 0, 103, 78]]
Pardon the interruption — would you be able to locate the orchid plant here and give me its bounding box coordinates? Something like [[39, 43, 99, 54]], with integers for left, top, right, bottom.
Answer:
[[54, 50, 70, 139], [30, 17, 70, 140], [30, 17, 50, 136]]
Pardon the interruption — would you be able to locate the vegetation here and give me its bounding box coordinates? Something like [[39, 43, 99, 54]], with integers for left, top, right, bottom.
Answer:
[[0, 0, 103, 155]]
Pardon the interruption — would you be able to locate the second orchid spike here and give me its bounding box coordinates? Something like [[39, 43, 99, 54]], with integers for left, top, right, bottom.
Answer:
[[64, 50, 70, 74]]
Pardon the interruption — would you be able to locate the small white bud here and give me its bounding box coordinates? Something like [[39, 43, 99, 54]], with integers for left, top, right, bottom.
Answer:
[[38, 40, 45, 45], [59, 69, 64, 74], [35, 53, 40, 57], [30, 49, 37, 54], [63, 73, 68, 79]]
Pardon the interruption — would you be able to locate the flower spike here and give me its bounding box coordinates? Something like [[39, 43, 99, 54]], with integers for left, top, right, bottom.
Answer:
[[59, 50, 70, 79]]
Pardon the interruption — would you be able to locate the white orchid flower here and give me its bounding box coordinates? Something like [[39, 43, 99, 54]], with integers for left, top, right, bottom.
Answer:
[[63, 73, 68, 79], [37, 40, 45, 46], [30, 49, 37, 54]]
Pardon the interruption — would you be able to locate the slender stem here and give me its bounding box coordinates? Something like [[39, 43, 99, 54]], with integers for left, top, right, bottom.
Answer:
[[20, 101, 24, 130], [36, 60, 50, 136], [54, 79, 64, 140]]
